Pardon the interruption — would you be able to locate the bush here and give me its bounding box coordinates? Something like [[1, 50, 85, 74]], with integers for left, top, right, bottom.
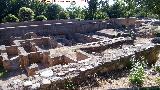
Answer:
[[19, 7, 35, 21], [35, 15, 47, 21], [129, 61, 145, 86], [3, 14, 19, 22], [59, 11, 69, 19]]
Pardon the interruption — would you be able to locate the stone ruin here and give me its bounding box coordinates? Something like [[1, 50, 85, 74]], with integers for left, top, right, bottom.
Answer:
[[0, 18, 160, 90]]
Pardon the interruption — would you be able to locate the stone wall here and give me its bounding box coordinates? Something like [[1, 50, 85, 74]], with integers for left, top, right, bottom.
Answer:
[[0, 20, 113, 45]]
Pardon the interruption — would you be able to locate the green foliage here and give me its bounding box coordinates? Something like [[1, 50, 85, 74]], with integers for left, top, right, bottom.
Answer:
[[107, 2, 125, 18], [87, 0, 98, 20], [142, 0, 160, 18], [1, 0, 160, 22], [35, 15, 47, 21], [129, 61, 145, 86], [46, 4, 62, 20], [3, 14, 19, 22], [95, 10, 108, 20], [68, 12, 76, 19], [129, 63, 145, 86], [7, 0, 33, 18], [67, 5, 85, 19], [98, 0, 109, 12], [19, 7, 35, 21], [29, 0, 49, 16], [59, 11, 69, 19], [0, 0, 10, 22], [132, 0, 160, 18], [123, 0, 136, 17]]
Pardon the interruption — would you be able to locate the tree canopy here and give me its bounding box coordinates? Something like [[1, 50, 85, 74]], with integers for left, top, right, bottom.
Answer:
[[0, 0, 160, 22]]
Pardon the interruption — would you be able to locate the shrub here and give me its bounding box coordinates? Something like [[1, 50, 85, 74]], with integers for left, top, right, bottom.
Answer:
[[3, 14, 19, 22], [35, 15, 47, 21], [59, 11, 69, 19], [19, 7, 35, 21], [129, 61, 145, 86]]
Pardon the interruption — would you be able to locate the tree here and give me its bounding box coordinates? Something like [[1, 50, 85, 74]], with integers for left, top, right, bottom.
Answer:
[[46, 4, 62, 20], [139, 0, 160, 18], [122, 0, 136, 17], [8, 0, 32, 16], [67, 4, 77, 19], [67, 5, 85, 19], [94, 0, 109, 20], [98, 0, 109, 12], [95, 9, 108, 20], [107, 2, 125, 18], [0, 0, 10, 22], [19, 7, 35, 21], [29, 0, 49, 16], [87, 0, 98, 20], [3, 14, 19, 22]]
